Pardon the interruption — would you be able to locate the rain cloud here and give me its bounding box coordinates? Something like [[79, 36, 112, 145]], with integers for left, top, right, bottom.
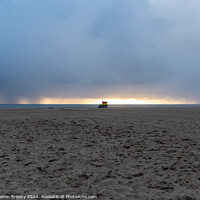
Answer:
[[1, 0, 200, 103]]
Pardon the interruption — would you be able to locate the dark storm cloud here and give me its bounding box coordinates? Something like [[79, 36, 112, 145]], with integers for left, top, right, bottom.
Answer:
[[0, 0, 200, 103]]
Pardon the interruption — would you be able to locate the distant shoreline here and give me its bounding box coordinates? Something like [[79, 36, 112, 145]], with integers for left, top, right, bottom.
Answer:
[[0, 104, 200, 108]]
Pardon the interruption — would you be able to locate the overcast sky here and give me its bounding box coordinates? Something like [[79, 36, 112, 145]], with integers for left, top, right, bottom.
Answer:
[[1, 0, 200, 103]]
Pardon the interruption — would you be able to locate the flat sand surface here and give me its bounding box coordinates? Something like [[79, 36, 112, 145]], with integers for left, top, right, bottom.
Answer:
[[0, 107, 200, 200]]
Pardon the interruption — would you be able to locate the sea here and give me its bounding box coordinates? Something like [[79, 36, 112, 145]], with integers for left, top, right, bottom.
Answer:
[[0, 104, 200, 108]]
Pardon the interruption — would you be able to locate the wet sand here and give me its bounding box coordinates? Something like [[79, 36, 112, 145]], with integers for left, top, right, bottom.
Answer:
[[0, 107, 200, 199]]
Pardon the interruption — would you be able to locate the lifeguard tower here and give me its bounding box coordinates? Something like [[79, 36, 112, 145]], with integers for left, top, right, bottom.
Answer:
[[98, 101, 108, 108]]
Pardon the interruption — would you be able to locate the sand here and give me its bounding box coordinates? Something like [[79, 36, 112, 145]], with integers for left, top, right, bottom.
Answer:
[[0, 107, 200, 200]]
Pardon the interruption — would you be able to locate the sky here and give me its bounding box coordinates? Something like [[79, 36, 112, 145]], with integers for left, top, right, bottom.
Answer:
[[0, 0, 200, 104]]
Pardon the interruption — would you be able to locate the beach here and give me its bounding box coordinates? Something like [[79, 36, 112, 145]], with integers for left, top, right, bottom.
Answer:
[[0, 107, 200, 200]]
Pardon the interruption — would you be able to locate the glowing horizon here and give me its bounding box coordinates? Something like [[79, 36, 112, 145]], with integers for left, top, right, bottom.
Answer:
[[16, 97, 197, 105]]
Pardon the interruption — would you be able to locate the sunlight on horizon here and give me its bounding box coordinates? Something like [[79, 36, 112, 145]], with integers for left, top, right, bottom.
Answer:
[[17, 97, 196, 104]]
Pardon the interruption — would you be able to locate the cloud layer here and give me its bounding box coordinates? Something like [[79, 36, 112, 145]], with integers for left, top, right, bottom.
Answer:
[[1, 0, 200, 103]]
